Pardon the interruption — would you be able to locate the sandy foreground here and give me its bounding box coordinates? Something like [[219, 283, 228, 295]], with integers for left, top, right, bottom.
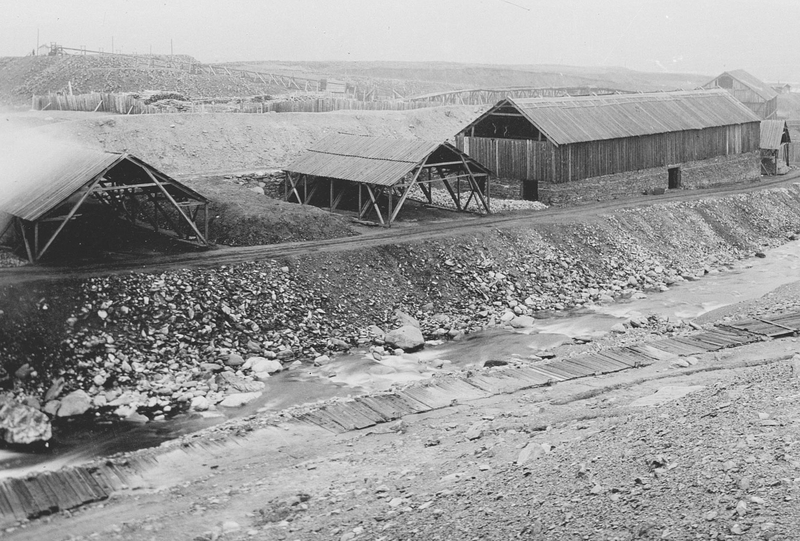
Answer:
[[4, 307, 800, 541]]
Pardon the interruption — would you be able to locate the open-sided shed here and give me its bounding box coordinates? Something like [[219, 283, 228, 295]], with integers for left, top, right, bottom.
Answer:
[[760, 120, 791, 175], [703, 70, 778, 120], [0, 145, 209, 263], [283, 134, 491, 225]]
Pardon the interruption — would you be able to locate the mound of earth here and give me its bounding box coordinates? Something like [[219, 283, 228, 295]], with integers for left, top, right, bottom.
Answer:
[[0, 55, 289, 107], [2, 106, 484, 175]]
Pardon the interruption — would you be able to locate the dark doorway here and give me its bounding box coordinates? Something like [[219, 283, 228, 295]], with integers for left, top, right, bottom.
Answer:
[[522, 180, 538, 201], [668, 166, 682, 189]]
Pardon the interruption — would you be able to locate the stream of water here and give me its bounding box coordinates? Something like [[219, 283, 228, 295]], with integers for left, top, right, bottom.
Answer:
[[2, 241, 798, 477]]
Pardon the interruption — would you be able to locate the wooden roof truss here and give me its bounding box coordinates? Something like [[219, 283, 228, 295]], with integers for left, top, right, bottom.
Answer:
[[285, 153, 490, 226], [11, 156, 209, 263]]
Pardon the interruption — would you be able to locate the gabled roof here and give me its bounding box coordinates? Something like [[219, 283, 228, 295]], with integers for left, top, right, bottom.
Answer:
[[0, 144, 207, 221], [284, 134, 489, 186], [460, 90, 760, 146], [760, 120, 791, 150], [712, 70, 778, 101]]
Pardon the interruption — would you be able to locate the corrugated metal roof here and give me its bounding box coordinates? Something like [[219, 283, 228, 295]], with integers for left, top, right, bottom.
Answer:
[[721, 70, 778, 101], [284, 134, 443, 186], [760, 120, 790, 150], [501, 90, 760, 145], [0, 144, 206, 221]]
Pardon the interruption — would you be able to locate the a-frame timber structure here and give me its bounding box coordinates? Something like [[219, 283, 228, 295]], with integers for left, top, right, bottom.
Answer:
[[283, 134, 492, 226], [0, 145, 209, 263]]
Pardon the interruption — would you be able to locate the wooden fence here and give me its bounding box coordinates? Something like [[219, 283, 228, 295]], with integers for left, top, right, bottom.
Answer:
[[249, 98, 434, 113], [31, 93, 436, 115], [31, 93, 166, 114]]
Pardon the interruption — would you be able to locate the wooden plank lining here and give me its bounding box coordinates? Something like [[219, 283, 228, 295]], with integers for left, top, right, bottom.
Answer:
[[36, 474, 65, 512], [547, 360, 593, 378], [74, 468, 108, 501], [503, 368, 556, 386], [466, 372, 538, 394], [596, 350, 647, 367], [20, 479, 55, 517], [43, 472, 81, 511], [7, 479, 36, 518], [524, 365, 568, 381], [560, 355, 627, 374], [356, 394, 427, 418], [319, 403, 377, 431], [669, 336, 719, 351], [647, 339, 702, 355], [0, 482, 28, 520], [334, 400, 387, 424], [296, 410, 347, 433]]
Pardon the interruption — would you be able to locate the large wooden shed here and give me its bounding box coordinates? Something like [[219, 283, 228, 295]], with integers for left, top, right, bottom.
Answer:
[[702, 70, 778, 120], [455, 89, 761, 202], [283, 134, 491, 225]]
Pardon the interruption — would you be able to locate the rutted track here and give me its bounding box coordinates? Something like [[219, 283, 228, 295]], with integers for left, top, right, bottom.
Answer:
[[2, 172, 800, 286]]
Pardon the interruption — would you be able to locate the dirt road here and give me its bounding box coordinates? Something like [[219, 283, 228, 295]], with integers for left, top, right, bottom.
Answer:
[[2, 173, 800, 287]]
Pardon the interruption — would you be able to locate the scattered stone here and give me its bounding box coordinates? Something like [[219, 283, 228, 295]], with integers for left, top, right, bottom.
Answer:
[[483, 359, 508, 368], [14, 364, 33, 380], [465, 422, 487, 441], [395, 310, 420, 328], [56, 390, 92, 417], [222, 354, 245, 367]]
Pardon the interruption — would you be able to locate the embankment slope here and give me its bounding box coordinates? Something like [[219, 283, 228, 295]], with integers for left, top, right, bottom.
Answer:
[[2, 186, 800, 419], [2, 106, 485, 176]]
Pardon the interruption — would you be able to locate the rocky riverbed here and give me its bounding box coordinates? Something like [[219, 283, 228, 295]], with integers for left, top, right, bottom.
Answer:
[[2, 186, 800, 446]]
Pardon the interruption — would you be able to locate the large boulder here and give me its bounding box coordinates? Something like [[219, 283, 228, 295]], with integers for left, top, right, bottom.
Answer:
[[384, 325, 424, 351], [216, 372, 266, 393], [218, 392, 262, 408], [0, 397, 52, 444], [56, 390, 92, 417], [247, 357, 283, 375]]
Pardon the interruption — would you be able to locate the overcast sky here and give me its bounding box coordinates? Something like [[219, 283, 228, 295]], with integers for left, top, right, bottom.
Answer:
[[0, 0, 795, 82]]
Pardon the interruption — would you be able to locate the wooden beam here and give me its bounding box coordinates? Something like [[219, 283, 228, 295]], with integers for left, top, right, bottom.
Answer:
[[203, 203, 209, 242], [439, 174, 461, 211], [144, 168, 208, 245], [16, 219, 34, 263], [35, 174, 105, 261], [389, 167, 423, 223], [364, 185, 384, 225], [421, 161, 465, 168], [304, 179, 320, 204], [91, 182, 160, 192], [286, 173, 303, 203], [330, 182, 345, 212], [459, 155, 491, 214]]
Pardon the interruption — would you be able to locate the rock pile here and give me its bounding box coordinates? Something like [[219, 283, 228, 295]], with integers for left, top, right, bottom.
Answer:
[[408, 184, 547, 213], [222, 170, 286, 199]]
